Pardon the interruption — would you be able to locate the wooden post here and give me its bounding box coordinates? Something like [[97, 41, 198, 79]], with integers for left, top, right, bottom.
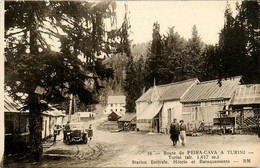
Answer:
[[240, 110, 243, 129], [68, 94, 73, 122]]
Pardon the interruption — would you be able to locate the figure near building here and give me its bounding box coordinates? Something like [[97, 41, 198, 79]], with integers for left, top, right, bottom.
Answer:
[[169, 118, 180, 147]]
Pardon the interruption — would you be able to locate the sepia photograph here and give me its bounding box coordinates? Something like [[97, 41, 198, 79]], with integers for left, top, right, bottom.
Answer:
[[0, 0, 260, 167]]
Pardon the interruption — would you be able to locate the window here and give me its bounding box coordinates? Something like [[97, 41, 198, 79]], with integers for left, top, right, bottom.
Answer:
[[115, 109, 117, 111], [111, 104, 113, 107], [193, 107, 199, 120], [120, 109, 122, 111], [168, 109, 171, 125]]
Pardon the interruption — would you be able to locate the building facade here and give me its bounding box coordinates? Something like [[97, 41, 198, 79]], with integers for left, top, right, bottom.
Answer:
[[181, 76, 242, 131], [136, 79, 198, 133], [4, 93, 65, 154], [103, 95, 126, 115]]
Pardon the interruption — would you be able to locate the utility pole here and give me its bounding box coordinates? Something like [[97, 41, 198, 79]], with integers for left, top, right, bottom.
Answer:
[[68, 94, 73, 122]]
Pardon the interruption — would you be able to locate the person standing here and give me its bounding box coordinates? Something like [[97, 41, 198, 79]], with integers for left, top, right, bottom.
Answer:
[[179, 120, 187, 146], [63, 121, 71, 141], [53, 125, 58, 142], [170, 118, 180, 147], [53, 124, 62, 142], [88, 124, 93, 141]]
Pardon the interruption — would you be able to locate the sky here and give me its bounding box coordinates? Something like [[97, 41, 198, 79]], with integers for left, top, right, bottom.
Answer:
[[116, 1, 237, 45]]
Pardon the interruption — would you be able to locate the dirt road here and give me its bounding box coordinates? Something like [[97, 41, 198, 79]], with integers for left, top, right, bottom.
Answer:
[[5, 116, 260, 167], [40, 117, 260, 167]]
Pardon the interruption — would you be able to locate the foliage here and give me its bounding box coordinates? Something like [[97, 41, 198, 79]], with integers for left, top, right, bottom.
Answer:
[[144, 24, 204, 87], [131, 42, 149, 61], [218, 3, 248, 80], [145, 22, 165, 87], [124, 55, 145, 112], [5, 1, 123, 161], [200, 44, 220, 81], [218, 1, 259, 83], [161, 27, 188, 83], [121, 4, 145, 112], [185, 25, 205, 79]]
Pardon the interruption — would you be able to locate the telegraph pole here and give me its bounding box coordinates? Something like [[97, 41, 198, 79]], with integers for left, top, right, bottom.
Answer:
[[68, 94, 73, 122]]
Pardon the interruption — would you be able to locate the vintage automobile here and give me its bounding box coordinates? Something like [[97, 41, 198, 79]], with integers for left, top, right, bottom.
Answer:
[[64, 123, 88, 145]]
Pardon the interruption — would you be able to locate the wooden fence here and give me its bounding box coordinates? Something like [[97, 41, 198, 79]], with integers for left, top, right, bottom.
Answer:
[[218, 108, 260, 129]]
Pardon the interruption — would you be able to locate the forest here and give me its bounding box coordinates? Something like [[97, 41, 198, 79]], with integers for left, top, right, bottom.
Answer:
[[111, 1, 259, 112], [4, 0, 259, 161]]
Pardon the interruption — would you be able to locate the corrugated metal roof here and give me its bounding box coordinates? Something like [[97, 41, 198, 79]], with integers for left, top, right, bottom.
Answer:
[[5, 93, 65, 116], [136, 78, 198, 102], [4, 95, 26, 113], [160, 79, 198, 101], [230, 84, 260, 105], [118, 113, 136, 122], [107, 96, 126, 104], [181, 76, 241, 103], [138, 102, 163, 120], [46, 106, 66, 117]]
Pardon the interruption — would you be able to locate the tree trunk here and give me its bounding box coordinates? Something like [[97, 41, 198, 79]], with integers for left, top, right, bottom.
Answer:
[[27, 7, 43, 162], [28, 93, 43, 162]]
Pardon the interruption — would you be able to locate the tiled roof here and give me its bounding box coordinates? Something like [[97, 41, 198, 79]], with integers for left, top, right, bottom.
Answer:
[[108, 96, 126, 104], [136, 78, 198, 102], [118, 112, 136, 122], [230, 84, 260, 105], [181, 76, 241, 103]]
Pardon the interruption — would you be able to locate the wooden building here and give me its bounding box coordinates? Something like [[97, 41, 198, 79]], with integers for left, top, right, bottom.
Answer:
[[220, 84, 260, 129], [118, 112, 136, 130], [181, 76, 241, 131], [107, 111, 123, 121], [4, 94, 65, 154], [136, 79, 198, 133], [77, 112, 96, 122], [230, 84, 260, 109], [4, 94, 30, 154], [41, 105, 66, 139]]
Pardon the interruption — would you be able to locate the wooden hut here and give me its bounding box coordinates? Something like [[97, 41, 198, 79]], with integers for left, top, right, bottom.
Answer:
[[107, 111, 123, 121], [118, 112, 136, 130], [4, 93, 65, 154], [136, 78, 198, 133], [181, 76, 241, 131]]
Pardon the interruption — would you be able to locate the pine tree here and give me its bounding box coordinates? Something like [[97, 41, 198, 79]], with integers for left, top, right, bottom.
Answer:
[[121, 4, 145, 112], [236, 1, 260, 83], [161, 27, 188, 82], [5, 1, 121, 161], [145, 22, 165, 87], [218, 1, 259, 83], [186, 25, 204, 79], [218, 3, 248, 79], [200, 44, 220, 81]]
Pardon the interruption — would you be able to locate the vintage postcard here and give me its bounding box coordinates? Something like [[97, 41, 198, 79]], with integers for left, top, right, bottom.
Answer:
[[1, 0, 260, 167]]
